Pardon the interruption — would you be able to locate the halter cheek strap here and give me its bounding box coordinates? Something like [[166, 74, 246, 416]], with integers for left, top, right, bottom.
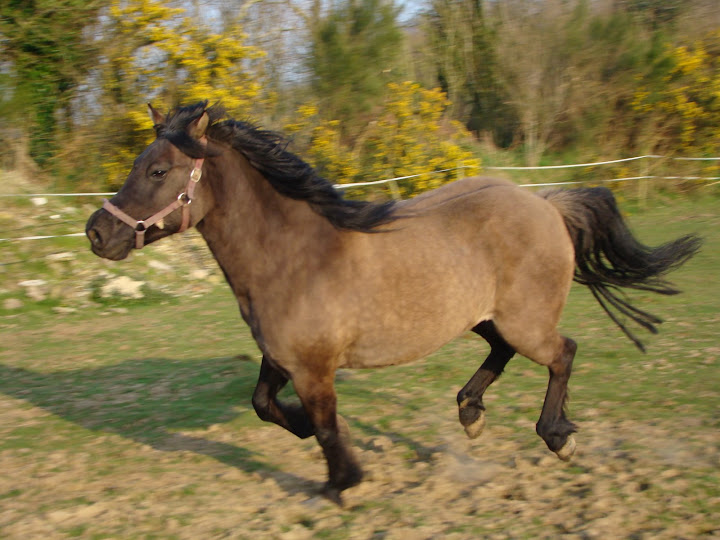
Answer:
[[102, 150, 205, 250]]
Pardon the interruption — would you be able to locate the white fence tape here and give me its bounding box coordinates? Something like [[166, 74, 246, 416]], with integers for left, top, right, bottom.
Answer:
[[0, 192, 116, 198], [334, 167, 466, 189], [518, 175, 720, 188], [485, 154, 720, 171], [487, 156, 657, 170], [0, 232, 86, 242], [2, 154, 717, 242], [2, 154, 718, 198]]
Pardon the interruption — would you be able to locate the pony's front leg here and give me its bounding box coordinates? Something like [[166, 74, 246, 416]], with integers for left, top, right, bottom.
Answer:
[[252, 356, 315, 439], [292, 370, 363, 506]]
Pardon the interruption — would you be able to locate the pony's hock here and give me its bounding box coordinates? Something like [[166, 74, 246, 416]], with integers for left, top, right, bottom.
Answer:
[[86, 101, 701, 505]]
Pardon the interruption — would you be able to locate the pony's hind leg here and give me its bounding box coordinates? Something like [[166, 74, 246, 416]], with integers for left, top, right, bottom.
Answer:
[[533, 336, 578, 461], [457, 321, 515, 439], [251, 356, 315, 439]]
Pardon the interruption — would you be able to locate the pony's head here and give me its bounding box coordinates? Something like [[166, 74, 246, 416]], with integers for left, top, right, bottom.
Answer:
[[86, 102, 216, 260]]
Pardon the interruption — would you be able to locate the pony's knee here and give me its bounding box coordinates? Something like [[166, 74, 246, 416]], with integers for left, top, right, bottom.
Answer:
[[251, 391, 273, 422], [563, 337, 577, 360]]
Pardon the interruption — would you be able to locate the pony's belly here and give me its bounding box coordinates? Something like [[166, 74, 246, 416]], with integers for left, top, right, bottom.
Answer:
[[339, 313, 489, 369], [341, 346, 446, 369]]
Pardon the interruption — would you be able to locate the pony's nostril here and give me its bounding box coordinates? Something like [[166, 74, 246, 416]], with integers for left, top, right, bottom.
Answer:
[[88, 228, 103, 248]]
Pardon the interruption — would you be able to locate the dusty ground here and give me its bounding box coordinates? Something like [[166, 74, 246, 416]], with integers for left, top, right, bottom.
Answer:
[[1, 392, 718, 539]]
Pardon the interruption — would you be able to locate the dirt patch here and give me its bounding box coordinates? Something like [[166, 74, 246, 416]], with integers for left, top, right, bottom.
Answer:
[[1, 400, 718, 539]]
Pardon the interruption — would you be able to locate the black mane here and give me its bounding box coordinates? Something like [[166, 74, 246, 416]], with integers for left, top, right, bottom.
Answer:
[[155, 101, 397, 232]]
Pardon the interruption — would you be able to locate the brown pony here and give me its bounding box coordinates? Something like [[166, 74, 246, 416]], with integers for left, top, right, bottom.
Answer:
[[86, 102, 700, 504]]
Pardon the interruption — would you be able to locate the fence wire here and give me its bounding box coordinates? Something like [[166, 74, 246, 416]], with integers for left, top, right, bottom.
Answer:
[[2, 154, 718, 242]]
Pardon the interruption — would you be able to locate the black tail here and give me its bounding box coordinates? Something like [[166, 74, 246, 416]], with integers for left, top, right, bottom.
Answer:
[[541, 187, 702, 351]]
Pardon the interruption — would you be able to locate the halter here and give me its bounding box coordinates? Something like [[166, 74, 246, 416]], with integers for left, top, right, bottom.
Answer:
[[102, 141, 206, 250]]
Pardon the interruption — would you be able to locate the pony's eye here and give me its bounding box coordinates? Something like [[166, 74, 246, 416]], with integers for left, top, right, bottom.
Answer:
[[151, 169, 167, 180]]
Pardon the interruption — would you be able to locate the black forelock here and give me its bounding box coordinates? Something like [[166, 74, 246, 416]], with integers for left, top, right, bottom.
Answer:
[[153, 101, 225, 159]]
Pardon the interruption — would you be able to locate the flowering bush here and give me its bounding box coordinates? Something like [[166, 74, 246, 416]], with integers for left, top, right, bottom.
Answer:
[[100, 0, 266, 188], [290, 82, 480, 198], [633, 31, 720, 155]]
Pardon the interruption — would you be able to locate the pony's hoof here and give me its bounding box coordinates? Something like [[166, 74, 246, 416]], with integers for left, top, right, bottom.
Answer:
[[321, 484, 344, 507], [555, 435, 576, 461], [463, 410, 486, 439]]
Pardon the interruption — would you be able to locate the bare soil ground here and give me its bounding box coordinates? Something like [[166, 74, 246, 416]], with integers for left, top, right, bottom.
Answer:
[[1, 379, 718, 539]]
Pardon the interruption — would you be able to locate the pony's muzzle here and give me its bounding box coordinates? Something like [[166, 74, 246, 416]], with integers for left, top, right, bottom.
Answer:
[[85, 208, 134, 260]]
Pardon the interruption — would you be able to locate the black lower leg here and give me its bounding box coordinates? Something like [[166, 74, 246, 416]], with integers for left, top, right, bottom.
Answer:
[[316, 425, 363, 504], [298, 388, 362, 506], [252, 356, 315, 439], [536, 338, 578, 455], [458, 321, 515, 430]]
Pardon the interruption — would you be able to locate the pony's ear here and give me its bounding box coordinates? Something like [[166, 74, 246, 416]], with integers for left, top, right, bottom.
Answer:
[[187, 110, 210, 140], [147, 103, 164, 126]]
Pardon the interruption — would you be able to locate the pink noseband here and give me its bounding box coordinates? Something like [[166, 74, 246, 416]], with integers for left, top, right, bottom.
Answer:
[[102, 144, 205, 249]]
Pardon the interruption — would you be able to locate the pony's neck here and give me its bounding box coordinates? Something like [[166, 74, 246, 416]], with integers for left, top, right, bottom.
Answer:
[[195, 147, 336, 298]]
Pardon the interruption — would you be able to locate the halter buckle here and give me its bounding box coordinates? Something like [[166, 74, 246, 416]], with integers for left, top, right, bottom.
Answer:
[[190, 168, 202, 182]]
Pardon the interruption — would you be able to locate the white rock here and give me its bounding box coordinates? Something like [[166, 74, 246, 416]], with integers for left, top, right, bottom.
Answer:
[[148, 259, 173, 272], [3, 298, 23, 310], [30, 197, 48, 206], [101, 275, 145, 299], [19, 279, 47, 287], [52, 306, 77, 314], [46, 252, 75, 261], [190, 268, 210, 280], [19, 279, 49, 301]]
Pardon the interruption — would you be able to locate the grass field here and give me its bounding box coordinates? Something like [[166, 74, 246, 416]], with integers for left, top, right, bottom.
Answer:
[[1, 195, 718, 538]]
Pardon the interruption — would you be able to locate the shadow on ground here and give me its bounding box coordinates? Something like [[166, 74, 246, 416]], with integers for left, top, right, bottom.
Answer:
[[0, 357, 436, 499], [0, 357, 321, 495]]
